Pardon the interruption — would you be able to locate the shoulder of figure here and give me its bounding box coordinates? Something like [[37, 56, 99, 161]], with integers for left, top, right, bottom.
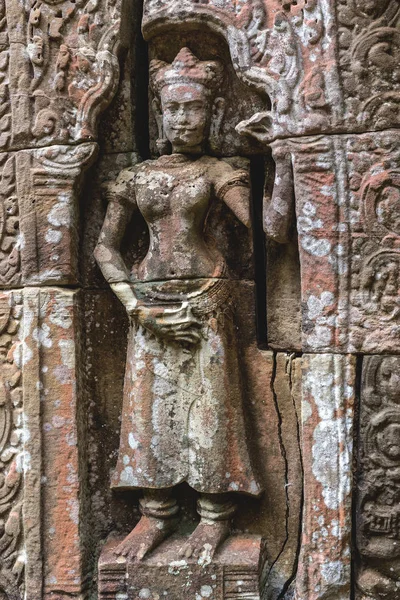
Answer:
[[102, 163, 144, 205], [206, 157, 250, 197], [200, 155, 249, 173], [115, 158, 154, 181]]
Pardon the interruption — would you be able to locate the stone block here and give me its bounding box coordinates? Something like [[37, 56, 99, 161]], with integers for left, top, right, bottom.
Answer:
[[281, 130, 400, 353], [99, 535, 265, 600], [0, 288, 88, 599], [295, 354, 355, 600]]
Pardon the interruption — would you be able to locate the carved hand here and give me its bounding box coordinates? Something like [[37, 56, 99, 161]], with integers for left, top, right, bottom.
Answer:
[[110, 282, 139, 314], [134, 303, 202, 346]]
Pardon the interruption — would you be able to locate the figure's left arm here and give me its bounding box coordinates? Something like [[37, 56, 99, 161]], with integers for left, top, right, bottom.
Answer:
[[214, 162, 251, 229]]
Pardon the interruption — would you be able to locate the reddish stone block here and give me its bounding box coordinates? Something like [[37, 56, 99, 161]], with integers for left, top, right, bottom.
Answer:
[[21, 288, 87, 598], [295, 354, 356, 600], [99, 535, 265, 600]]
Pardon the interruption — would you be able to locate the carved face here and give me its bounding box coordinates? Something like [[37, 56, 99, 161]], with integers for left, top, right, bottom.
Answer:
[[160, 83, 209, 153], [376, 185, 400, 235], [377, 423, 400, 461]]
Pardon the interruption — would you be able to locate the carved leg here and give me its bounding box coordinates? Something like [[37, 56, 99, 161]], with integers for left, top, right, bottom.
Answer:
[[114, 488, 179, 561], [178, 493, 235, 563]]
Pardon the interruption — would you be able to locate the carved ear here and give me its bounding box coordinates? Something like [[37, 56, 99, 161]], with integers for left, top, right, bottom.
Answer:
[[209, 97, 225, 152]]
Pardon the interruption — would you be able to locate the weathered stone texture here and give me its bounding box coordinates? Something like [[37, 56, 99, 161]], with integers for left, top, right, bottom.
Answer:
[[99, 535, 266, 600], [1, 0, 125, 152], [0, 0, 398, 598], [356, 356, 400, 600], [0, 288, 87, 599], [85, 287, 303, 598], [295, 354, 355, 600], [284, 130, 400, 354]]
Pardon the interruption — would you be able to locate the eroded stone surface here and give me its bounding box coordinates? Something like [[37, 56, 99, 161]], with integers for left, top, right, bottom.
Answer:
[[99, 534, 265, 600], [267, 130, 400, 354], [0, 0, 398, 598], [356, 356, 400, 600], [0, 288, 86, 599], [295, 354, 355, 600]]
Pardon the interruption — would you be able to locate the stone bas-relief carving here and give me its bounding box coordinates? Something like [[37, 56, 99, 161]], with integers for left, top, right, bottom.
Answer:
[[356, 356, 400, 600], [95, 47, 267, 594], [337, 0, 400, 131], [0, 0, 399, 597], [1, 0, 124, 151], [0, 293, 23, 600]]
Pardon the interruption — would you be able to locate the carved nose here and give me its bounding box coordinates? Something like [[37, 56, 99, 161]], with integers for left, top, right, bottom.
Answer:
[[176, 108, 187, 124]]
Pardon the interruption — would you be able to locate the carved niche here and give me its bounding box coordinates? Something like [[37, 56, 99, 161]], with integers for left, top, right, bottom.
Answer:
[[94, 45, 280, 600], [142, 0, 340, 142]]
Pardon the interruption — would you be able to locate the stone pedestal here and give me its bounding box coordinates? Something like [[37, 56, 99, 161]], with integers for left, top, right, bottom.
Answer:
[[99, 534, 265, 600]]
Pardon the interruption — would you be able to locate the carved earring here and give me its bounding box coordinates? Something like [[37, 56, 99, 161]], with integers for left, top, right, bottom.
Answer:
[[209, 97, 225, 153], [152, 98, 170, 155]]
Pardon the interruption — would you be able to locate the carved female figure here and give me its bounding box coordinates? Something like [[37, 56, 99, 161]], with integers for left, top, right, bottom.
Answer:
[[95, 47, 262, 563]]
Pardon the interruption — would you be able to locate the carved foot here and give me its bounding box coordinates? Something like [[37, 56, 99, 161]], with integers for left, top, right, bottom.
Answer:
[[114, 515, 178, 561], [178, 519, 230, 563]]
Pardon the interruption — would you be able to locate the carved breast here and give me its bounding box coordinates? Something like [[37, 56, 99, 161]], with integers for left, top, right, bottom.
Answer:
[[135, 160, 210, 224]]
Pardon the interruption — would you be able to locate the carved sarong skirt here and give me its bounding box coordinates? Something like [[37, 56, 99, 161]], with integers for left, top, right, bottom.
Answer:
[[111, 278, 262, 497]]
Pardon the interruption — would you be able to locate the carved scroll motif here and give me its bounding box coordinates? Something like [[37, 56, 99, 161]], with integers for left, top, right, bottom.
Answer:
[[337, 0, 400, 130], [0, 293, 23, 600], [348, 132, 400, 352], [3, 0, 123, 150], [28, 0, 121, 145], [0, 156, 19, 287]]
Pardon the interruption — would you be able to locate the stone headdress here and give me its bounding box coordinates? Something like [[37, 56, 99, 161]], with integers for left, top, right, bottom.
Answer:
[[150, 47, 224, 97]]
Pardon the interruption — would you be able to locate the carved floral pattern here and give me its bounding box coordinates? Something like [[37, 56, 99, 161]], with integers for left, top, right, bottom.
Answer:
[[0, 294, 23, 600], [0, 156, 20, 287], [337, 0, 400, 130], [1, 0, 122, 150]]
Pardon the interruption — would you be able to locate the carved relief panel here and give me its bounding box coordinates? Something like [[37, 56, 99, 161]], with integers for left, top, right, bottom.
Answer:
[[337, 0, 400, 131], [0, 0, 398, 597], [356, 356, 400, 600], [143, 0, 341, 142], [0, 293, 23, 600], [86, 43, 304, 599], [2, 0, 124, 151], [271, 130, 400, 354]]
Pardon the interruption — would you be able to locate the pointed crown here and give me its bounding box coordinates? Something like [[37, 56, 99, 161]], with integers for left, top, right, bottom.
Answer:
[[150, 48, 223, 96]]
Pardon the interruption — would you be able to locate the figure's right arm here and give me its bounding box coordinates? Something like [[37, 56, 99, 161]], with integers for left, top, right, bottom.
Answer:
[[94, 170, 138, 313]]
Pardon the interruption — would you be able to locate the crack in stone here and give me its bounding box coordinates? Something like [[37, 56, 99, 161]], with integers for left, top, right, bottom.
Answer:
[[276, 353, 304, 600], [264, 351, 290, 600]]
